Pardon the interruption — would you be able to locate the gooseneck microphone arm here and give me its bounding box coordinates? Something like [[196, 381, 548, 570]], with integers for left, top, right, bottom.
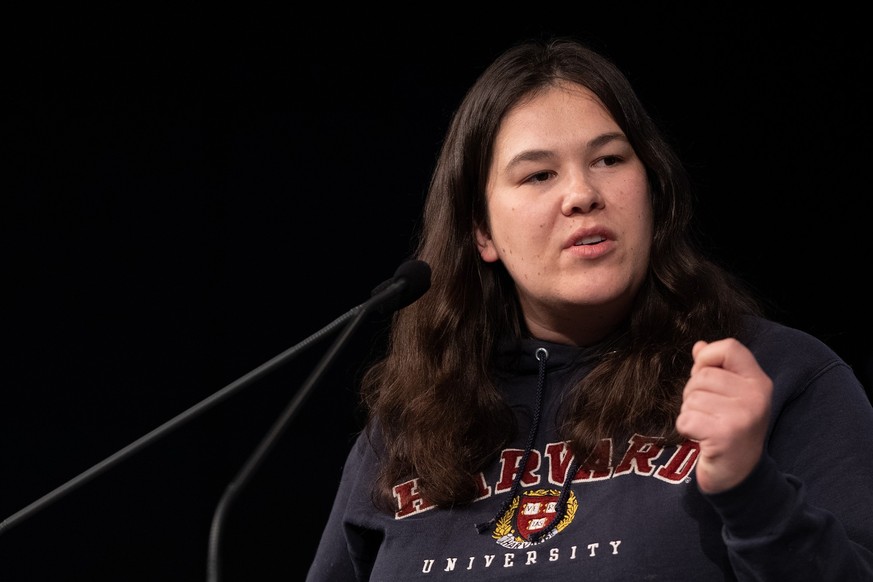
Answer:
[[0, 310, 354, 537], [206, 294, 371, 582], [0, 260, 431, 539], [206, 260, 431, 582]]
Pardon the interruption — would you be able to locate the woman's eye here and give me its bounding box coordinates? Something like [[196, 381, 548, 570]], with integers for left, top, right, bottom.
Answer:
[[596, 155, 622, 167], [526, 171, 553, 184]]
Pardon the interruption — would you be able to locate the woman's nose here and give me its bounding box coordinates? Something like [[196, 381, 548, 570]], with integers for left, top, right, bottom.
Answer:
[[560, 175, 604, 216]]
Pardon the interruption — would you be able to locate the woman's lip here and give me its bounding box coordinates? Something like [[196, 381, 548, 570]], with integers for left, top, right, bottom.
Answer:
[[565, 238, 614, 258], [564, 227, 614, 249]]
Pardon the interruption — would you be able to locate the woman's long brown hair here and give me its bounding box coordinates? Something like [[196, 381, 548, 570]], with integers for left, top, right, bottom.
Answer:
[[360, 37, 762, 510]]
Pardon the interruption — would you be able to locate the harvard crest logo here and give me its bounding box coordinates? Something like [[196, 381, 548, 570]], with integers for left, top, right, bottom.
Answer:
[[491, 489, 577, 549]]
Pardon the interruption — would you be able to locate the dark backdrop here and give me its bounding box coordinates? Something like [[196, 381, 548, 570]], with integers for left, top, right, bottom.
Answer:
[[3, 9, 871, 582]]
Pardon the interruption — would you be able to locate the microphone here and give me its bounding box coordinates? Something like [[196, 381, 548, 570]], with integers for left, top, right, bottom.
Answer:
[[367, 258, 432, 315], [0, 259, 432, 537], [206, 258, 431, 581]]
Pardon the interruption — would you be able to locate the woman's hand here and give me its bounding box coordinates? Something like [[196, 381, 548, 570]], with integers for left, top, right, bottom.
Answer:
[[676, 338, 773, 494]]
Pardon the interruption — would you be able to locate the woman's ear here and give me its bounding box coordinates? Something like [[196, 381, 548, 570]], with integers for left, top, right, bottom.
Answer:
[[474, 224, 500, 263]]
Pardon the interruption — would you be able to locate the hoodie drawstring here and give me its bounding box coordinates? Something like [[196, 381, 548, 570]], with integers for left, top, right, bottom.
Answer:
[[476, 347, 552, 535], [528, 453, 579, 543]]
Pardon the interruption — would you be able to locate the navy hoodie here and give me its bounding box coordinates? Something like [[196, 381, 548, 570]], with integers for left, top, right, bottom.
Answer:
[[306, 317, 873, 580]]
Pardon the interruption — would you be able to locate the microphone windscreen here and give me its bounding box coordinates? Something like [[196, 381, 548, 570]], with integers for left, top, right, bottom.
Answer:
[[370, 259, 432, 313], [392, 259, 431, 309]]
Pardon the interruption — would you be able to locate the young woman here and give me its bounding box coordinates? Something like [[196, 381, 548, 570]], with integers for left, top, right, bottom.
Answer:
[[306, 37, 873, 581]]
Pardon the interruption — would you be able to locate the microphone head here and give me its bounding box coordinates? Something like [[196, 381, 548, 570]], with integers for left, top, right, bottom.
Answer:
[[370, 259, 432, 314], [392, 259, 431, 305]]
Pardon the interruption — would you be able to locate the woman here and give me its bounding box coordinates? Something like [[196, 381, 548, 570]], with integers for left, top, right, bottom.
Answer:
[[306, 37, 873, 580]]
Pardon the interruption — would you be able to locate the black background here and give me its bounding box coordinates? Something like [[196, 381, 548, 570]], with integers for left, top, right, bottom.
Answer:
[[3, 8, 871, 582]]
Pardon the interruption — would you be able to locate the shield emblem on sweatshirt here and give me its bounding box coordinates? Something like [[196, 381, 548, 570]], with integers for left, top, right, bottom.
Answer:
[[515, 490, 562, 541], [492, 488, 578, 548]]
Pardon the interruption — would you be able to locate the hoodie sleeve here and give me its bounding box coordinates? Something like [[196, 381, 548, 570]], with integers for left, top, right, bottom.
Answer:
[[705, 351, 873, 581]]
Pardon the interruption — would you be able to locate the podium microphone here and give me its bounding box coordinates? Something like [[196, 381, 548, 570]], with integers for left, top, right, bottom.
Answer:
[[0, 259, 432, 537], [207, 258, 430, 581]]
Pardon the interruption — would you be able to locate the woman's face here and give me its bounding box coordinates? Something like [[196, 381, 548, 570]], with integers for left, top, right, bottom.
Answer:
[[476, 81, 653, 346]]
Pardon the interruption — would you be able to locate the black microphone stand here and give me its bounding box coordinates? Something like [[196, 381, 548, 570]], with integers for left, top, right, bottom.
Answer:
[[206, 291, 379, 582], [1, 259, 430, 582], [202, 264, 428, 581], [0, 303, 360, 536]]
